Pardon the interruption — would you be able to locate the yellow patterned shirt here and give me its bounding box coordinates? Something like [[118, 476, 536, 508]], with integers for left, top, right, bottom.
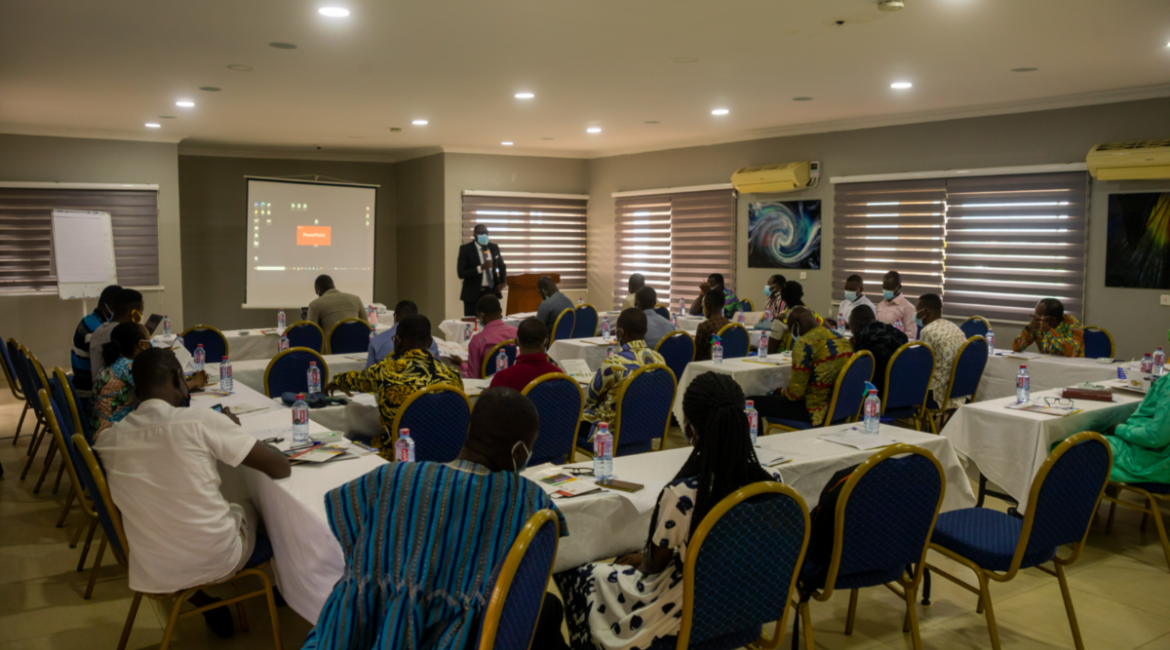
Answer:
[[332, 348, 463, 458], [782, 326, 853, 425], [583, 340, 666, 428]]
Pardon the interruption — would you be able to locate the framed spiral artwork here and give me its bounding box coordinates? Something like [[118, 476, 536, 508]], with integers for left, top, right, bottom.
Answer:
[[1106, 192, 1170, 289], [747, 199, 821, 269]]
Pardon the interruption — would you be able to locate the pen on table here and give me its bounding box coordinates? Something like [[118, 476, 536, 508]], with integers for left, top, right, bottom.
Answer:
[[285, 441, 322, 453]]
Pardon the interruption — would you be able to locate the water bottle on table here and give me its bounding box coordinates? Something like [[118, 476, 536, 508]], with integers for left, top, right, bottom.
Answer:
[[670, 313, 678, 328], [291, 394, 310, 444], [606, 343, 614, 358], [1016, 365, 1030, 404], [1140, 353, 1153, 375], [1154, 347, 1166, 375], [161, 315, 171, 337], [737, 311, 745, 325], [986, 329, 995, 355], [577, 297, 584, 306], [368, 306, 378, 326], [395, 428, 416, 462], [277, 309, 286, 331], [219, 356, 233, 392], [279, 334, 290, 352], [601, 315, 610, 339], [307, 361, 322, 395], [894, 319, 904, 332], [593, 422, 613, 483], [712, 339, 723, 364], [193, 344, 206, 372], [496, 349, 508, 374], [863, 389, 881, 434], [758, 332, 768, 360], [745, 400, 758, 445], [679, 297, 686, 315]]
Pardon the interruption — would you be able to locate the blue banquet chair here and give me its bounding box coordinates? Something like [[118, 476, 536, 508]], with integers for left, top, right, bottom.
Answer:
[[881, 342, 935, 425], [1, 336, 28, 445], [521, 373, 584, 466], [476, 510, 562, 650], [715, 323, 750, 359], [283, 320, 325, 353], [180, 325, 229, 363], [1082, 326, 1115, 359], [918, 336, 988, 434], [390, 384, 473, 463], [328, 317, 373, 354], [654, 331, 695, 386], [572, 304, 599, 339], [263, 348, 329, 398], [482, 339, 519, 378], [959, 316, 990, 339], [610, 364, 676, 456], [766, 350, 874, 434], [549, 309, 576, 347]]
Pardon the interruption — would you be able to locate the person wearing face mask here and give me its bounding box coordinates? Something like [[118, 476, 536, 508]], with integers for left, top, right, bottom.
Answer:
[[457, 223, 508, 317], [304, 387, 571, 650], [448, 294, 517, 378], [91, 322, 209, 439], [307, 274, 368, 334], [94, 349, 290, 639], [750, 306, 853, 426], [89, 288, 146, 378], [535, 274, 574, 333], [324, 314, 463, 459], [556, 372, 778, 650], [875, 270, 918, 339], [837, 274, 876, 328], [70, 284, 122, 403], [579, 309, 666, 447], [768, 281, 825, 354], [916, 293, 969, 410], [755, 274, 788, 330], [365, 299, 440, 367]]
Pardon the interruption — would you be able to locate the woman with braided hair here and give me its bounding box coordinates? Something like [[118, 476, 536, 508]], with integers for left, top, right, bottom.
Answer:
[[555, 372, 778, 650]]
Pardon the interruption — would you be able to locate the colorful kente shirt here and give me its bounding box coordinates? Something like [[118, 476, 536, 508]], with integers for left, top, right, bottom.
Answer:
[[583, 340, 665, 428], [782, 327, 853, 425], [769, 307, 825, 353], [91, 357, 137, 440], [1012, 313, 1085, 357]]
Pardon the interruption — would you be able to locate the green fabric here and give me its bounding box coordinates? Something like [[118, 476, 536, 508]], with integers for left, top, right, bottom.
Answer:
[[1108, 374, 1170, 484]]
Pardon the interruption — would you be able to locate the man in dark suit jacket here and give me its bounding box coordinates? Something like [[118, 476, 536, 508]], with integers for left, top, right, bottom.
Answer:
[[457, 224, 507, 317]]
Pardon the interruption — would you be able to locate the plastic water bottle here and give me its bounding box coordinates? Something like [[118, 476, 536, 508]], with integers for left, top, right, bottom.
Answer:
[[745, 400, 758, 445], [863, 389, 881, 434], [307, 361, 322, 395], [1154, 347, 1165, 375], [601, 315, 610, 339], [219, 356, 233, 392], [395, 428, 416, 462], [1016, 365, 1030, 404], [758, 332, 769, 360], [496, 349, 508, 374], [1140, 353, 1153, 374], [464, 323, 473, 343], [737, 311, 745, 325], [279, 334, 290, 352], [367, 306, 378, 326], [161, 315, 171, 337], [670, 313, 678, 328], [292, 394, 310, 444], [986, 329, 995, 355], [193, 344, 205, 372], [712, 340, 724, 364], [679, 297, 686, 315], [894, 319, 904, 332], [277, 309, 286, 331], [606, 343, 614, 358], [593, 422, 613, 482], [577, 297, 584, 306]]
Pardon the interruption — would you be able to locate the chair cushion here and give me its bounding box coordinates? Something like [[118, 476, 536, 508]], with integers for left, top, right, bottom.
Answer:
[[798, 557, 904, 592], [765, 417, 811, 431], [931, 508, 1055, 572], [1124, 482, 1170, 496], [645, 627, 760, 650]]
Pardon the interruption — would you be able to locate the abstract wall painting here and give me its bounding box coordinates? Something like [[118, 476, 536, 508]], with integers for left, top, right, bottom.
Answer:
[[747, 200, 821, 269], [1106, 192, 1170, 289]]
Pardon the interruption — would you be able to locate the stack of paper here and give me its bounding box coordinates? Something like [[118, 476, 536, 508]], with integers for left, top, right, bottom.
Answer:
[[534, 469, 602, 498], [818, 427, 902, 450]]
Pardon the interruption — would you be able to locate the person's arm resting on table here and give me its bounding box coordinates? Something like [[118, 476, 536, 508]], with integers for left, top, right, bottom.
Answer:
[[204, 408, 292, 479]]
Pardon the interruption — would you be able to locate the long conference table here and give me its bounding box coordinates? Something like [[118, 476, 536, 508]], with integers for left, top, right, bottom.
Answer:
[[154, 323, 393, 362]]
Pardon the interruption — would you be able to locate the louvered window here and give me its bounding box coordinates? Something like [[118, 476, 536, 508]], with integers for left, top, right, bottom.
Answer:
[[460, 192, 588, 290]]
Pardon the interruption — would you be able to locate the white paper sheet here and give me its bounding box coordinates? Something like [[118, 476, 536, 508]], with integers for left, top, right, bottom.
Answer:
[[818, 427, 903, 450]]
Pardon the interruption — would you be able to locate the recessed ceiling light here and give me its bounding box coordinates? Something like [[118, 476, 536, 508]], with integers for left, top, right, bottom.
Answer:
[[412, 119, 428, 126], [199, 86, 221, 92], [145, 123, 161, 128], [318, 7, 350, 17], [711, 108, 730, 115], [268, 42, 298, 50], [175, 100, 195, 107], [228, 64, 253, 72], [158, 115, 176, 119], [514, 92, 534, 99], [891, 81, 913, 89], [644, 120, 660, 124], [501, 141, 514, 146], [1011, 67, 1039, 73], [586, 127, 602, 134], [670, 57, 698, 64], [793, 97, 813, 101]]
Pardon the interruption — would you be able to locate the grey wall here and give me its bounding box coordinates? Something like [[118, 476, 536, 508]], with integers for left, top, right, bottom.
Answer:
[[586, 97, 1170, 359], [0, 134, 183, 370], [395, 154, 447, 326], [178, 155, 396, 329]]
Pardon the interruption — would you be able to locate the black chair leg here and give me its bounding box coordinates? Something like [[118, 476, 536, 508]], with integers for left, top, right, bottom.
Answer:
[[922, 568, 932, 605], [977, 474, 987, 508]]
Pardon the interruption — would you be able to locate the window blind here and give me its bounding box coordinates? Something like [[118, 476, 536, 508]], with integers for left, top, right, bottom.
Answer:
[[0, 188, 160, 294], [614, 194, 673, 308], [461, 194, 588, 290]]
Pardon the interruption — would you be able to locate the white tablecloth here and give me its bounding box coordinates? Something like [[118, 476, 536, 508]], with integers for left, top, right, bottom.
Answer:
[[677, 311, 764, 335], [940, 387, 1142, 509], [548, 337, 617, 372], [528, 423, 975, 573], [154, 324, 393, 362], [204, 354, 367, 394], [977, 352, 1122, 402], [305, 378, 492, 439], [672, 356, 793, 422]]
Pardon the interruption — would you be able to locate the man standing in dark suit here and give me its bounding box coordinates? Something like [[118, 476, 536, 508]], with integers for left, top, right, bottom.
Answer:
[[457, 224, 507, 317]]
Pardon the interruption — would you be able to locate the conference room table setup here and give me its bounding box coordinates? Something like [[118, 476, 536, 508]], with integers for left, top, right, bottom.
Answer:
[[202, 353, 368, 393], [671, 353, 793, 422], [676, 310, 765, 334], [152, 323, 393, 362], [976, 349, 1127, 401], [302, 377, 493, 437], [548, 336, 618, 372]]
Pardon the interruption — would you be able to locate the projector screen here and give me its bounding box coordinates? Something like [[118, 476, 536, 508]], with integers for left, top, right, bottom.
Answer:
[[245, 178, 377, 309]]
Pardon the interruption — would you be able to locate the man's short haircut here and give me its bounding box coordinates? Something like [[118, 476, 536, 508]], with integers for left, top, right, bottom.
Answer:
[[395, 314, 432, 345], [112, 289, 144, 316], [704, 288, 724, 311], [885, 270, 902, 283], [635, 286, 657, 308], [845, 274, 863, 284], [708, 273, 725, 286], [617, 308, 648, 338], [131, 348, 181, 397], [469, 387, 539, 444], [917, 293, 943, 313], [315, 274, 334, 287], [475, 294, 503, 315], [769, 274, 787, 286], [849, 305, 876, 333], [516, 318, 548, 348], [98, 285, 123, 308], [538, 275, 556, 292], [1040, 298, 1065, 320], [393, 300, 419, 317]]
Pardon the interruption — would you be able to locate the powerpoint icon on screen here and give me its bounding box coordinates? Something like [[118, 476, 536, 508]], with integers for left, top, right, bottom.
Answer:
[[297, 226, 332, 246]]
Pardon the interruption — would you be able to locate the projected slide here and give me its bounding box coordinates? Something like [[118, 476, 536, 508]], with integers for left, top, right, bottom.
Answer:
[[245, 179, 377, 309]]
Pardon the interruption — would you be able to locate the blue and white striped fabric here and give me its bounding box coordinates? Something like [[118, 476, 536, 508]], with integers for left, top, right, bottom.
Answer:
[[303, 459, 567, 650]]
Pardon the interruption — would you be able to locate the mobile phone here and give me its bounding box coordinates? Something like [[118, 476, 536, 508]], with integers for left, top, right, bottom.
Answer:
[[600, 479, 644, 493], [143, 314, 163, 335], [210, 404, 223, 413]]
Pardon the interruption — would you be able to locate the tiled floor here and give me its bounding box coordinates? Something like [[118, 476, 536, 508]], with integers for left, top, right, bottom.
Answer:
[[2, 392, 1168, 650]]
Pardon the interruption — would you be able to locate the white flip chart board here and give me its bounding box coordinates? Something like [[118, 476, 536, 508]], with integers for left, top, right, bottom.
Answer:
[[51, 209, 118, 300]]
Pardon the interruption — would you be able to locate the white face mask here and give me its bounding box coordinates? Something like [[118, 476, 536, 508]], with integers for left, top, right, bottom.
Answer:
[[512, 440, 531, 473]]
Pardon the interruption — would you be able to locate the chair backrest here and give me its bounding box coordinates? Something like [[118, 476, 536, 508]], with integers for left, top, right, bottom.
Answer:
[[740, 298, 755, 312], [54, 368, 94, 443], [881, 342, 935, 416], [715, 323, 750, 359], [390, 384, 472, 463], [20, 347, 48, 416], [1, 336, 23, 399], [943, 336, 989, 403], [482, 340, 520, 378], [477, 510, 561, 650], [48, 374, 75, 439], [180, 326, 229, 363], [71, 433, 130, 566], [61, 370, 95, 443], [572, 304, 599, 339], [822, 445, 944, 593], [680, 482, 810, 647], [521, 373, 584, 466], [284, 320, 325, 353], [654, 330, 695, 383], [264, 348, 330, 398], [612, 364, 676, 456], [39, 389, 95, 519], [549, 310, 575, 346], [1016, 432, 1112, 567], [653, 306, 671, 321], [959, 316, 990, 339], [1082, 326, 1115, 359], [328, 318, 373, 354], [9, 342, 33, 406], [825, 350, 874, 425]]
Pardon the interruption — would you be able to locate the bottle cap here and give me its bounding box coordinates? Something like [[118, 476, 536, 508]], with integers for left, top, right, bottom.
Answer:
[[296, 393, 305, 399], [1020, 365, 1026, 369], [599, 421, 608, 430], [197, 344, 203, 348], [310, 361, 317, 366], [746, 400, 754, 407], [400, 428, 410, 436], [222, 356, 228, 361], [869, 389, 877, 394]]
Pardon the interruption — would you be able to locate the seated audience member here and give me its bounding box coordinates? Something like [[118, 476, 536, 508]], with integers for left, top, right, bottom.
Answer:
[[581, 309, 666, 438], [91, 322, 208, 438], [636, 286, 675, 350], [755, 274, 787, 330], [875, 270, 918, 339], [557, 372, 776, 650], [1105, 369, 1170, 485], [304, 388, 569, 650], [449, 294, 517, 379], [693, 290, 731, 362], [366, 300, 439, 367], [536, 275, 574, 333], [916, 293, 969, 408], [326, 314, 463, 459], [89, 289, 145, 377], [308, 274, 368, 334], [94, 349, 291, 638], [848, 305, 907, 396], [689, 273, 739, 318], [750, 306, 853, 426], [489, 318, 563, 391], [1012, 298, 1085, 357], [836, 274, 876, 328], [622, 273, 646, 310], [768, 281, 823, 354], [71, 284, 121, 402]]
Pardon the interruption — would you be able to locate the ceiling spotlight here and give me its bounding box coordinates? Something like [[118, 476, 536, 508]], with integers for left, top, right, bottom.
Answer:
[[586, 127, 602, 134], [644, 120, 660, 124], [711, 108, 730, 115], [228, 64, 253, 72], [501, 141, 514, 146], [268, 42, 298, 49], [891, 81, 913, 89], [199, 86, 222, 92], [145, 123, 161, 128], [318, 7, 349, 17], [793, 97, 813, 101], [514, 92, 534, 99], [176, 100, 194, 107], [877, 0, 904, 11], [412, 119, 428, 125]]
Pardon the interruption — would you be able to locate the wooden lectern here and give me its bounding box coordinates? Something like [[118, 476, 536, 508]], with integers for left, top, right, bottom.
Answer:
[[506, 273, 558, 315]]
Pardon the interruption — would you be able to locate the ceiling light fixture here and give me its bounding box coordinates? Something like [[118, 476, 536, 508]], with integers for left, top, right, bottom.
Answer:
[[199, 86, 221, 92], [412, 119, 428, 125], [159, 115, 176, 119], [145, 123, 161, 128], [268, 42, 298, 49], [891, 81, 913, 89], [319, 7, 350, 16], [793, 97, 813, 101], [514, 92, 534, 99], [586, 127, 601, 134], [176, 100, 194, 107], [644, 121, 660, 124], [228, 64, 253, 72], [711, 108, 729, 115], [1011, 67, 1039, 73], [501, 141, 514, 146], [670, 57, 698, 64]]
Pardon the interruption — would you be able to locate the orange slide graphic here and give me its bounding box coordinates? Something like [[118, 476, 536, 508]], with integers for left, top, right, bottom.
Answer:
[[297, 225, 332, 246]]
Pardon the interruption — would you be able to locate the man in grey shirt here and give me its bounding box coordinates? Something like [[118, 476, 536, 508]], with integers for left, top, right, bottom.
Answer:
[[636, 286, 674, 350], [90, 289, 145, 377], [535, 275, 574, 335], [307, 274, 368, 335]]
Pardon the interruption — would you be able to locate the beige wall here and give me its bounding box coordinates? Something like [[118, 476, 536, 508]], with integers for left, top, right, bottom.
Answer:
[[178, 155, 396, 329], [396, 154, 447, 326], [0, 134, 183, 370], [586, 97, 1170, 359]]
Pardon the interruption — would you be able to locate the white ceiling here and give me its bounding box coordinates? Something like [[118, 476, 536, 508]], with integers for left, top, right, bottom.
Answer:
[[2, 0, 1169, 160]]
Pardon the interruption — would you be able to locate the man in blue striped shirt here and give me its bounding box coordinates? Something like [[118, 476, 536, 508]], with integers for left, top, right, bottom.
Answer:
[[70, 285, 121, 401]]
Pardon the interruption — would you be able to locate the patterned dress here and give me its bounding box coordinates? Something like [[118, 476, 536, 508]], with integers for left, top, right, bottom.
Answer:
[[303, 460, 567, 650], [782, 327, 853, 425], [90, 357, 137, 440], [920, 318, 970, 409], [583, 341, 666, 428], [1012, 313, 1085, 357], [331, 348, 463, 459]]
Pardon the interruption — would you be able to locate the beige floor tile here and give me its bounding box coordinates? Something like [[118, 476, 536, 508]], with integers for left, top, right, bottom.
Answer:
[[1135, 631, 1170, 650], [991, 582, 1170, 650], [1066, 553, 1170, 619], [881, 611, 1074, 650]]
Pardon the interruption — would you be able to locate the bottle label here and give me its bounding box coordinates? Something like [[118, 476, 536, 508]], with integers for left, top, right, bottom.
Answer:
[[1017, 376, 1029, 389], [397, 446, 413, 462], [293, 409, 307, 425], [864, 400, 879, 418], [594, 435, 612, 458]]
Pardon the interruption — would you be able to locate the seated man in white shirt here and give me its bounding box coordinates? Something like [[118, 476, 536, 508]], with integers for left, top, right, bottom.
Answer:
[[94, 349, 291, 638], [836, 274, 876, 330]]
